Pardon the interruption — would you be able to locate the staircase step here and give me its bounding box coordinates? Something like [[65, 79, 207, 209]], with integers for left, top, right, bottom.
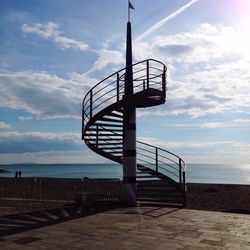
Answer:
[[138, 190, 183, 195], [137, 194, 184, 199], [86, 138, 122, 141], [136, 175, 159, 179], [99, 117, 123, 123], [138, 197, 184, 202], [113, 107, 124, 113], [137, 200, 183, 207], [96, 133, 123, 137], [108, 151, 123, 154], [137, 170, 157, 174], [137, 186, 183, 192], [85, 134, 122, 137], [97, 142, 123, 146], [137, 182, 180, 188], [87, 128, 123, 132], [99, 147, 123, 150], [95, 123, 122, 127], [137, 197, 184, 204], [110, 112, 123, 118], [137, 189, 183, 194]]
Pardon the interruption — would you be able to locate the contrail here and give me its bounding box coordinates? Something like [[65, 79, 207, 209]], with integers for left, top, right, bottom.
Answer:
[[135, 0, 199, 42]]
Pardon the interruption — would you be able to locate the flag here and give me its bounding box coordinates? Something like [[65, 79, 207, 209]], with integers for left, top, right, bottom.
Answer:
[[129, 1, 135, 10]]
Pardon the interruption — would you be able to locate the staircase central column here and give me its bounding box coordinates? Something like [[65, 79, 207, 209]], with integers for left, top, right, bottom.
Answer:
[[122, 21, 137, 206]]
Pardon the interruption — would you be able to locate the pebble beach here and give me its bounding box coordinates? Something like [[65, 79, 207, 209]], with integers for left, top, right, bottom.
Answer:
[[0, 177, 250, 216]]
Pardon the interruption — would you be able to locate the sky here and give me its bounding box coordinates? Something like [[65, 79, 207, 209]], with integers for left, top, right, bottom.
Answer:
[[0, 0, 250, 165]]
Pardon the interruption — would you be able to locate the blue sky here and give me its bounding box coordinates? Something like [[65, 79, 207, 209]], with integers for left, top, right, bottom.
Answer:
[[0, 0, 250, 164]]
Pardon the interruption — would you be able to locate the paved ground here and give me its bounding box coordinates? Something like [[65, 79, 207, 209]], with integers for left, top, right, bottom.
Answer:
[[0, 205, 250, 249]]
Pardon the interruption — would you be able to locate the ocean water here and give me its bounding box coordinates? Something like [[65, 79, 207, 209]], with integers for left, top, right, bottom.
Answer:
[[0, 164, 123, 179], [0, 163, 250, 184]]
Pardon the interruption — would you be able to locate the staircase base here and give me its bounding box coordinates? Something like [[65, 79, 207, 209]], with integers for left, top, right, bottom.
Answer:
[[120, 182, 137, 207]]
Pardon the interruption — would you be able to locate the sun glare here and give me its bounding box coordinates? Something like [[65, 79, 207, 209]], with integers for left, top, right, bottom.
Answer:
[[221, 0, 250, 59], [220, 27, 250, 59]]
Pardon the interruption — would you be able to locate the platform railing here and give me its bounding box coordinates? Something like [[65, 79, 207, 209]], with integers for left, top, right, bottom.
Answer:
[[82, 59, 166, 138]]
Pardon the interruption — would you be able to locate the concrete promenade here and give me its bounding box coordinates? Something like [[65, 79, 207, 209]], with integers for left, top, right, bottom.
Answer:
[[1, 205, 250, 249]]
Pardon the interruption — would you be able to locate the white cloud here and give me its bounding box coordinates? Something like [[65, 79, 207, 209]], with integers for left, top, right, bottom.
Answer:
[[0, 121, 11, 129], [135, 23, 248, 64], [4, 9, 30, 23], [19, 116, 33, 121], [101, 34, 123, 49], [22, 22, 89, 51], [0, 131, 112, 164], [92, 49, 124, 71], [134, 23, 250, 117], [0, 70, 97, 119], [200, 119, 250, 129], [138, 136, 250, 164], [0, 131, 79, 141], [0, 131, 82, 153], [233, 119, 250, 125]]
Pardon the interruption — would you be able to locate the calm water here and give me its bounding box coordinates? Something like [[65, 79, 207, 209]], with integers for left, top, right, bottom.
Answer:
[[0, 163, 250, 184]]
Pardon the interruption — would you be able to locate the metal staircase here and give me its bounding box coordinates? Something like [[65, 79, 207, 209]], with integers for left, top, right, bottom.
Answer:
[[82, 59, 187, 206]]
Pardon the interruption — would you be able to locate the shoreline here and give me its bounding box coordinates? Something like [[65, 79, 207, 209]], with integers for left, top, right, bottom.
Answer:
[[0, 177, 250, 216]]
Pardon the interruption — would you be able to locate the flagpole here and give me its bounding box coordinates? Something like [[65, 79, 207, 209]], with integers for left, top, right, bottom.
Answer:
[[128, 0, 130, 22]]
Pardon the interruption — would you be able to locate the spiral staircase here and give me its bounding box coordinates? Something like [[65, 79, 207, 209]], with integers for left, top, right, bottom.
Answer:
[[82, 59, 187, 207]]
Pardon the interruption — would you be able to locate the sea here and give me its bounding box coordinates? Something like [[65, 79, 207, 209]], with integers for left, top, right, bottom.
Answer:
[[0, 164, 250, 184]]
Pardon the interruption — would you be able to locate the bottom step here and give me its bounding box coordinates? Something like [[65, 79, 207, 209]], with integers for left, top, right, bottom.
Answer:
[[137, 200, 184, 208]]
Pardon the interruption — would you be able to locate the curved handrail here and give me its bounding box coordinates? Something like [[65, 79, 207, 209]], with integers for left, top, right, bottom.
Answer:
[[137, 141, 186, 171], [136, 141, 186, 189], [82, 59, 166, 134]]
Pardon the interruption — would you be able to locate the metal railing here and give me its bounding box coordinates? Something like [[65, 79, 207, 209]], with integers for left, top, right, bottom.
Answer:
[[137, 141, 186, 191], [82, 59, 167, 137]]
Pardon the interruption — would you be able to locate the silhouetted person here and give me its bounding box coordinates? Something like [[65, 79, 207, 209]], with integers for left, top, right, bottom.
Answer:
[[15, 171, 18, 178], [18, 171, 22, 178]]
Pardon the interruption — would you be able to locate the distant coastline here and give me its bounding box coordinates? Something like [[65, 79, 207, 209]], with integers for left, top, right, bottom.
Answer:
[[0, 168, 10, 173]]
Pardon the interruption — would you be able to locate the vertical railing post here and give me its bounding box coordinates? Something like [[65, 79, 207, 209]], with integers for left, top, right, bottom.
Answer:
[[82, 106, 84, 140], [143, 80, 145, 90], [146, 60, 149, 89], [156, 148, 158, 172], [179, 158, 182, 184], [162, 65, 166, 98], [90, 90, 93, 119], [96, 125, 99, 147], [183, 171, 186, 207], [117, 72, 120, 102]]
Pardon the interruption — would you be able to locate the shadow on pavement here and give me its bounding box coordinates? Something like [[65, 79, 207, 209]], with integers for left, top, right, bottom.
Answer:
[[0, 202, 121, 238]]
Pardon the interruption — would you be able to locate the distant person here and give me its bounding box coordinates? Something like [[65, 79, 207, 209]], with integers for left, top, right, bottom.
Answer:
[[15, 171, 18, 178], [18, 171, 22, 178]]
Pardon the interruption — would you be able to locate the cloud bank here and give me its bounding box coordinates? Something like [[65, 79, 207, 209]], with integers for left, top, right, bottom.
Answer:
[[22, 22, 89, 51], [0, 71, 97, 119], [0, 131, 112, 164], [0, 131, 81, 153], [134, 23, 250, 117]]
